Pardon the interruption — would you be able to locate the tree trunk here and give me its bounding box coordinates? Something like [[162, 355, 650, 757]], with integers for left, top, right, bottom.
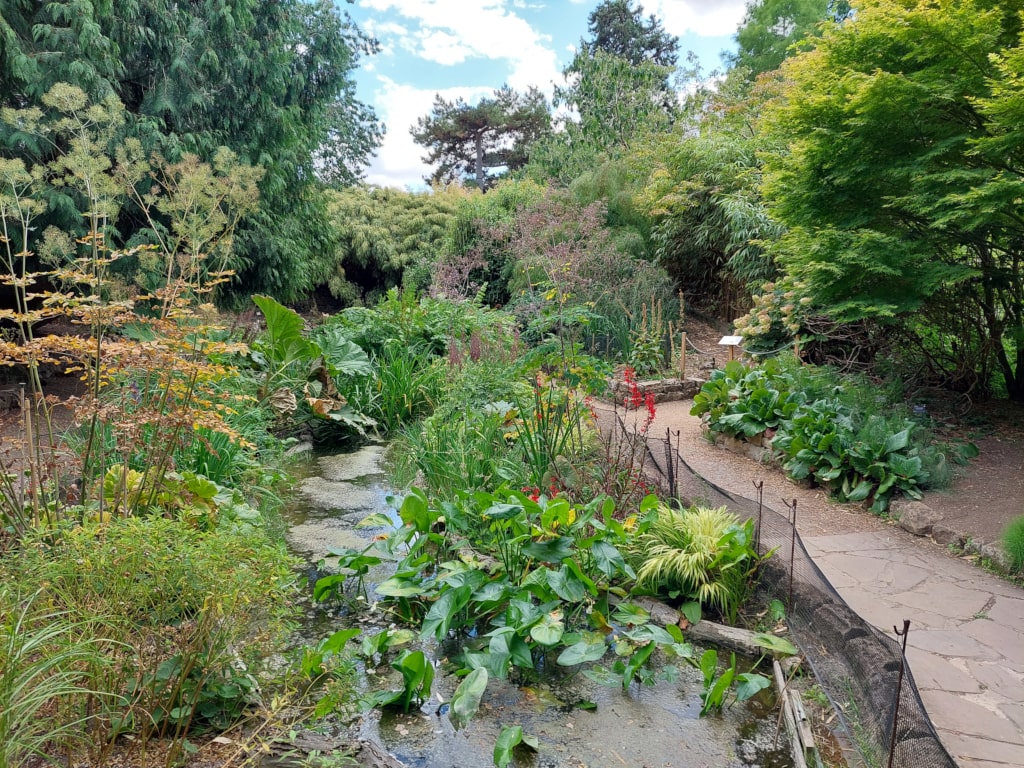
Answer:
[[474, 132, 486, 192], [978, 243, 1024, 400]]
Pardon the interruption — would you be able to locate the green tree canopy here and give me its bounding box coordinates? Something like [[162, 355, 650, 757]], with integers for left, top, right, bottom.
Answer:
[[760, 0, 1024, 397], [0, 0, 382, 301], [411, 86, 550, 191], [582, 0, 679, 67], [527, 50, 675, 186], [728, 0, 850, 76]]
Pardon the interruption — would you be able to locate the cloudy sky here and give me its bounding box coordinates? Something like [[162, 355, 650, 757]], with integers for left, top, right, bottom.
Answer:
[[343, 0, 750, 189]]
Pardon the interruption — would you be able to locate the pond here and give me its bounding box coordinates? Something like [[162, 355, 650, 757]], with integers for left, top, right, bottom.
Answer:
[[283, 446, 795, 768]]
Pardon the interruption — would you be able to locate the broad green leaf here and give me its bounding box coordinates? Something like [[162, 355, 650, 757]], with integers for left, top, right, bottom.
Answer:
[[314, 325, 373, 377], [375, 576, 424, 598], [557, 633, 608, 666], [472, 581, 515, 608], [313, 573, 346, 602], [622, 641, 656, 691], [484, 502, 524, 520], [442, 568, 487, 590], [398, 489, 436, 533], [699, 649, 718, 686], [253, 294, 305, 361], [752, 633, 798, 658], [392, 650, 433, 712], [494, 725, 523, 767], [583, 664, 620, 686], [530, 611, 564, 646], [679, 601, 702, 625], [625, 624, 675, 646], [385, 629, 416, 648], [507, 634, 534, 669], [703, 666, 735, 714], [590, 540, 629, 579], [421, 586, 473, 641], [450, 668, 488, 727], [357, 513, 395, 528], [522, 536, 574, 563], [735, 672, 772, 701], [548, 565, 586, 602], [319, 628, 360, 656], [611, 603, 650, 626], [884, 428, 911, 454], [846, 478, 875, 502]]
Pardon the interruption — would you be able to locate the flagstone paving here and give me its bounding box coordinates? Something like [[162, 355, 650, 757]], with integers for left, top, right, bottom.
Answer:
[[644, 400, 1024, 768]]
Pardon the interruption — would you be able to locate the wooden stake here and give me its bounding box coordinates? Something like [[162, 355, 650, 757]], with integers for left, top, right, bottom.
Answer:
[[680, 332, 687, 379], [668, 321, 676, 369]]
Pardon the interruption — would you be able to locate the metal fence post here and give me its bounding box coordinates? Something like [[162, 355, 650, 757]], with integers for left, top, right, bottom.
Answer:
[[888, 620, 912, 768]]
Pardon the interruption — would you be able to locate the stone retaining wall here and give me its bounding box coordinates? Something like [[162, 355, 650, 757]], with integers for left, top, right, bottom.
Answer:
[[608, 376, 704, 404]]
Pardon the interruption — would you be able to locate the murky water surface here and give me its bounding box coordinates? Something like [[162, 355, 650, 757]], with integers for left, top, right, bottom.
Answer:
[[283, 447, 794, 768]]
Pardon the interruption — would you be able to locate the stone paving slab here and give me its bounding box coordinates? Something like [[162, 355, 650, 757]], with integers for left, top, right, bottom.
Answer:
[[803, 532, 1024, 766]]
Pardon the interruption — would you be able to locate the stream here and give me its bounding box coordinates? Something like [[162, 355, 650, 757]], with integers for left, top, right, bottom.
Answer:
[[283, 446, 795, 768]]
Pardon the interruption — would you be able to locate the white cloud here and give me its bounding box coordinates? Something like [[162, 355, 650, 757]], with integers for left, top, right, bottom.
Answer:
[[416, 29, 475, 65], [648, 0, 748, 38], [363, 77, 492, 189], [358, 0, 561, 92]]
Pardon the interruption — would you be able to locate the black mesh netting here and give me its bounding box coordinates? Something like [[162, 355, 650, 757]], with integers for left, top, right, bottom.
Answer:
[[620, 419, 958, 768]]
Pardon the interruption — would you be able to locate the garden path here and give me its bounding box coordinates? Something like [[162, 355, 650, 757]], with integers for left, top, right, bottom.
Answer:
[[642, 399, 1024, 768]]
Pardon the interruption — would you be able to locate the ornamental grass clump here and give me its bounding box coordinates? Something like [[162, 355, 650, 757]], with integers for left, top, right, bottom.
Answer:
[[631, 504, 763, 623], [1002, 515, 1024, 573]]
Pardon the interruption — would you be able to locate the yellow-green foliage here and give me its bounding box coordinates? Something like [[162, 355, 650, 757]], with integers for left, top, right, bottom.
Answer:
[[2, 517, 297, 749], [321, 185, 470, 303], [632, 504, 759, 621]]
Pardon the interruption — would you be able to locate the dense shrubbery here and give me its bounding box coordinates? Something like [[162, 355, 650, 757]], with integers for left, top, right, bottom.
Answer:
[[0, 86, 358, 762], [692, 357, 973, 512]]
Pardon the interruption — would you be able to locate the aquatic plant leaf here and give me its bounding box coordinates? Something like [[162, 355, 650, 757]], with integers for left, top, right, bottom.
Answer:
[[522, 536, 573, 563], [313, 573, 346, 602], [679, 601, 702, 625], [624, 624, 675, 646], [548, 565, 586, 602], [357, 513, 395, 529], [611, 603, 650, 626], [752, 633, 798, 658], [450, 668, 488, 727], [622, 641, 656, 691], [421, 585, 473, 641], [583, 664, 620, 686], [392, 650, 434, 712], [530, 611, 564, 646], [320, 628, 360, 656], [557, 633, 608, 666], [735, 672, 771, 701], [375, 576, 423, 598], [700, 649, 718, 686], [494, 725, 523, 767], [590, 540, 631, 579]]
